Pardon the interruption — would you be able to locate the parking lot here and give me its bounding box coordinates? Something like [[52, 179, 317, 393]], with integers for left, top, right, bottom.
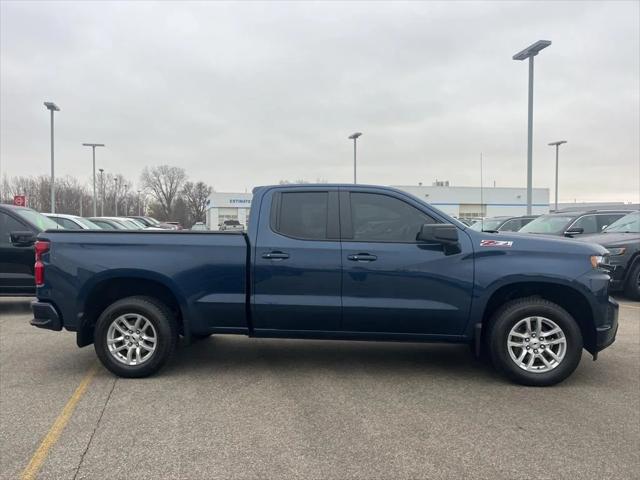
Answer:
[[0, 297, 638, 480]]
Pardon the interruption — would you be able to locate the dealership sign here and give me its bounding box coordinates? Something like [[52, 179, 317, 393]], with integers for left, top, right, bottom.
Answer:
[[13, 195, 26, 207]]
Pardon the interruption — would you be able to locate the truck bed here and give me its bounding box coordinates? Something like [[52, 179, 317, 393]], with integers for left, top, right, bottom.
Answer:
[[36, 230, 249, 341]]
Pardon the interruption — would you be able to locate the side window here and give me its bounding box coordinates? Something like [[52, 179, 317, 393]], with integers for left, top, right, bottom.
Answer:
[[349, 193, 435, 242], [274, 192, 328, 240], [0, 212, 28, 244], [499, 219, 521, 232], [571, 215, 598, 234], [597, 214, 625, 231]]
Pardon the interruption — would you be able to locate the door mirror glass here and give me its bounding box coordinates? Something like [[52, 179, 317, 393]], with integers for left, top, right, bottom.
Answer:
[[417, 224, 458, 244], [10, 231, 36, 246], [564, 227, 584, 236]]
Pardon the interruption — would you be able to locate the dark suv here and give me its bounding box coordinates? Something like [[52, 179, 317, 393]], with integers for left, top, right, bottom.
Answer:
[[518, 210, 629, 237], [577, 211, 640, 299], [0, 204, 60, 296]]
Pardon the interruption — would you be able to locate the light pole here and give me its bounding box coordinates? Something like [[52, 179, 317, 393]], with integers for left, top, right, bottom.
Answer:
[[114, 177, 119, 216], [137, 190, 142, 216], [99, 168, 105, 216], [513, 40, 551, 215], [44, 102, 60, 212], [348, 132, 362, 184], [548, 140, 567, 211], [82, 143, 105, 216]]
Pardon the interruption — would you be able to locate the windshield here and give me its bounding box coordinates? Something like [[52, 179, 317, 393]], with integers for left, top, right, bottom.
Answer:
[[126, 218, 146, 228], [470, 219, 504, 231], [519, 215, 575, 234], [603, 212, 640, 233], [15, 209, 61, 231]]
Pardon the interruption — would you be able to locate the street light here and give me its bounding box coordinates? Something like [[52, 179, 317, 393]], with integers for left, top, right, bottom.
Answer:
[[548, 140, 567, 211], [82, 143, 105, 216], [348, 132, 363, 184], [98, 168, 105, 216], [44, 102, 60, 212], [513, 40, 552, 215], [137, 190, 142, 216]]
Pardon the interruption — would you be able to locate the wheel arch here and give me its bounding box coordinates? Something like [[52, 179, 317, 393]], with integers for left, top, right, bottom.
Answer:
[[478, 280, 597, 354], [77, 270, 188, 347]]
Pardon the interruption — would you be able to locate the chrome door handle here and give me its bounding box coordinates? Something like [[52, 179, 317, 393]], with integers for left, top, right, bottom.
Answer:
[[262, 251, 290, 260], [347, 253, 377, 262]]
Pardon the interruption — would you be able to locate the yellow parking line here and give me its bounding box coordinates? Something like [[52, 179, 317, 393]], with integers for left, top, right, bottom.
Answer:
[[20, 363, 100, 480]]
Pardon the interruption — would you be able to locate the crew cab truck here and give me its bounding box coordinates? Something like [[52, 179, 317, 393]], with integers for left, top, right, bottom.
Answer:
[[31, 185, 618, 386]]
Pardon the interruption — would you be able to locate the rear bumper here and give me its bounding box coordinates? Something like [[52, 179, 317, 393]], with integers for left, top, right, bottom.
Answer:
[[30, 301, 62, 331], [595, 297, 619, 352]]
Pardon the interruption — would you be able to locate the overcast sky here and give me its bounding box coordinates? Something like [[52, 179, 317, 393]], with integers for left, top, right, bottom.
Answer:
[[1, 0, 638, 202]]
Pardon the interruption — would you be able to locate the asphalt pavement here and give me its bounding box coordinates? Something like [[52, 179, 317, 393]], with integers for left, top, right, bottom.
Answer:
[[1, 297, 638, 479]]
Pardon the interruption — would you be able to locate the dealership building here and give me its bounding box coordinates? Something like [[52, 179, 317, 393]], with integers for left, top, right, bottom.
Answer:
[[206, 182, 550, 229]]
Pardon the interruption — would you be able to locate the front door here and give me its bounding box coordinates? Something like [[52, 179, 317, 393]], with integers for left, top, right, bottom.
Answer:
[[252, 188, 342, 332], [340, 190, 473, 336]]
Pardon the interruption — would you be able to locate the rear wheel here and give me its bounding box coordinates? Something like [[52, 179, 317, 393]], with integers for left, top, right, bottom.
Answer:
[[94, 296, 178, 378], [489, 298, 583, 386], [623, 261, 640, 300]]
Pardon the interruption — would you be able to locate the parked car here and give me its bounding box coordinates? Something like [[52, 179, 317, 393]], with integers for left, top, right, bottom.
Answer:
[[219, 219, 244, 231], [518, 210, 629, 237], [0, 204, 60, 296], [163, 221, 183, 230], [127, 216, 171, 229], [31, 184, 618, 386], [95, 216, 145, 230], [44, 213, 100, 230], [87, 217, 129, 230], [190, 222, 208, 231], [577, 211, 640, 300], [470, 215, 538, 232]]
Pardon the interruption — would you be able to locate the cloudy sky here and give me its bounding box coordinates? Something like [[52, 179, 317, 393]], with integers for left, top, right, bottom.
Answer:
[[1, 0, 638, 202]]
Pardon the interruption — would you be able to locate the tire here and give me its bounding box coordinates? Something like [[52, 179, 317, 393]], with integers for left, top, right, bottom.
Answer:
[[623, 261, 640, 301], [488, 297, 583, 386], [94, 296, 178, 378]]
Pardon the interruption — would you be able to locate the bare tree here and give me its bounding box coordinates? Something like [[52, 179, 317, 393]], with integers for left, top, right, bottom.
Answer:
[[182, 181, 212, 225], [140, 165, 186, 219]]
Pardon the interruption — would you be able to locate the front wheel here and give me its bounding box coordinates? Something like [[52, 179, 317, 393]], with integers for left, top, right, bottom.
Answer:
[[623, 261, 640, 300], [94, 296, 178, 378], [489, 298, 583, 386]]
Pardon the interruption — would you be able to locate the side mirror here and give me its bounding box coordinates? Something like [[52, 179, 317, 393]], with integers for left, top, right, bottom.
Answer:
[[418, 223, 459, 244], [10, 231, 36, 246], [564, 227, 584, 237]]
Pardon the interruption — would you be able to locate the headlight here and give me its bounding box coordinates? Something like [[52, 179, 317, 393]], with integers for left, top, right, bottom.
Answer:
[[590, 255, 610, 269], [606, 247, 626, 256]]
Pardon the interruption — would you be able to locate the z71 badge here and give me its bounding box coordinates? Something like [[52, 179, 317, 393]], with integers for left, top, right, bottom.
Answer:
[[480, 239, 514, 247]]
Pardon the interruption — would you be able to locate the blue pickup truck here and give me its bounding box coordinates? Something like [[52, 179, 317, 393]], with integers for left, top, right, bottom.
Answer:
[[31, 184, 618, 386]]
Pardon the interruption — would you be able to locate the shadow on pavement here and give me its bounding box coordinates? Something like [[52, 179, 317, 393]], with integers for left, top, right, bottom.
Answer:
[[166, 335, 498, 382]]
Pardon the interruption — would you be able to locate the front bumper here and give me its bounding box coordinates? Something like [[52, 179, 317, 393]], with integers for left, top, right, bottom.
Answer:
[[595, 296, 619, 352], [30, 301, 62, 331]]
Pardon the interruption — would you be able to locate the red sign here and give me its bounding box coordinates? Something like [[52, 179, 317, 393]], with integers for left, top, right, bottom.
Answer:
[[13, 195, 26, 207]]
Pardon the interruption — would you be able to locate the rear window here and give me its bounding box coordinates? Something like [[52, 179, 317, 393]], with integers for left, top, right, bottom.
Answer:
[[14, 209, 60, 231], [274, 192, 328, 240]]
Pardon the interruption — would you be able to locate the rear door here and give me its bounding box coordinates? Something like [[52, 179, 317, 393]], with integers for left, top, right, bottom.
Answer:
[[0, 211, 35, 294], [340, 189, 473, 336], [252, 188, 342, 332]]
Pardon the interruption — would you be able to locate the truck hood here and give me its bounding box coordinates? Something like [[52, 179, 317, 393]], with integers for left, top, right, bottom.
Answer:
[[468, 231, 608, 256]]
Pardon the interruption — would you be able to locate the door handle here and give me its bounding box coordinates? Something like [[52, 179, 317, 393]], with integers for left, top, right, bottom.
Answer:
[[262, 251, 290, 260], [347, 253, 377, 262]]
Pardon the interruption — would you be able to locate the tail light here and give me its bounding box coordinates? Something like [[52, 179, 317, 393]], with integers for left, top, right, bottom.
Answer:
[[34, 240, 50, 286]]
